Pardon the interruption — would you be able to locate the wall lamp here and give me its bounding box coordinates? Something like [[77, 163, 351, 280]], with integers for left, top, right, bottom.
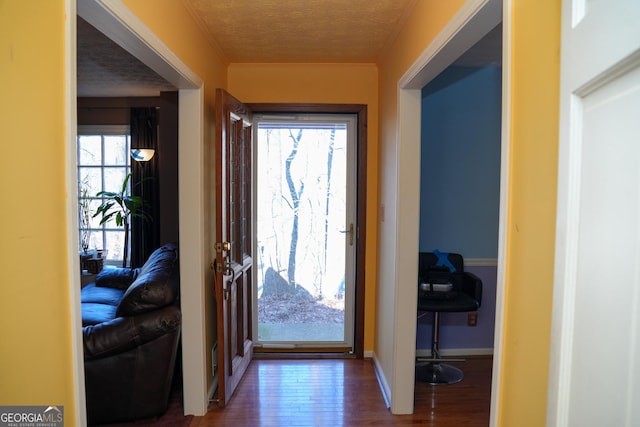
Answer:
[[130, 148, 155, 162]]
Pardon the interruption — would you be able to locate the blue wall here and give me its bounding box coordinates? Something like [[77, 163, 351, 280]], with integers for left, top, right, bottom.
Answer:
[[420, 66, 502, 258], [417, 66, 501, 353]]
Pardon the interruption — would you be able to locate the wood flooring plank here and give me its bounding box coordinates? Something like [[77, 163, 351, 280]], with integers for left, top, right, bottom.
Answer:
[[191, 357, 492, 426]]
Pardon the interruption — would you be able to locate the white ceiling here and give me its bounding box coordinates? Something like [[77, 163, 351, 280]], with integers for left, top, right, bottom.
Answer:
[[76, 2, 501, 97]]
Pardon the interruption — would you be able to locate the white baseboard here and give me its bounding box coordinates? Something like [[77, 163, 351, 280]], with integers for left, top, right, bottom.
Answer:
[[416, 347, 493, 357], [364, 350, 374, 358], [371, 353, 391, 408]]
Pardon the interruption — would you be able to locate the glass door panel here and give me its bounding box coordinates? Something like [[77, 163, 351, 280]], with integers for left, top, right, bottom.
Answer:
[[254, 114, 356, 349]]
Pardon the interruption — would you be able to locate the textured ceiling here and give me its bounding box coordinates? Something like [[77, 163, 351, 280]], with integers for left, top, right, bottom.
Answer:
[[77, 1, 501, 97], [182, 0, 417, 63], [77, 17, 176, 97]]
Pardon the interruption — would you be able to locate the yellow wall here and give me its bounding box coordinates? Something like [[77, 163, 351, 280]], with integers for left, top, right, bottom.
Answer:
[[496, 0, 560, 425], [0, 0, 76, 419], [378, 0, 467, 140], [228, 62, 379, 351]]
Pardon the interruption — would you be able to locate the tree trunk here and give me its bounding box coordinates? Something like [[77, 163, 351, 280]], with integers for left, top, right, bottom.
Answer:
[[321, 128, 336, 297], [285, 129, 304, 287]]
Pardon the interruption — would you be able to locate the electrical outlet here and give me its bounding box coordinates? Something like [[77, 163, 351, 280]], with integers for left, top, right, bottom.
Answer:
[[468, 312, 478, 327]]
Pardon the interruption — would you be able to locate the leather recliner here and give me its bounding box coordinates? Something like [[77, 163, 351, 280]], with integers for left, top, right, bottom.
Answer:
[[81, 243, 181, 425]]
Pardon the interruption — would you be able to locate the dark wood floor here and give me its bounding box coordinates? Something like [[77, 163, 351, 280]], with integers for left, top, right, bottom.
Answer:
[[190, 357, 492, 426]]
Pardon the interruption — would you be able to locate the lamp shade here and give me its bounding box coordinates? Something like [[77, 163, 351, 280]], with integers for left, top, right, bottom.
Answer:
[[130, 148, 155, 162]]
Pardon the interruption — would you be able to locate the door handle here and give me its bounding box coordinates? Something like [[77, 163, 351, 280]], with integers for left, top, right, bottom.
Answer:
[[213, 241, 235, 300], [214, 241, 234, 274], [339, 223, 354, 246], [223, 266, 236, 301], [213, 256, 234, 276], [215, 241, 231, 252]]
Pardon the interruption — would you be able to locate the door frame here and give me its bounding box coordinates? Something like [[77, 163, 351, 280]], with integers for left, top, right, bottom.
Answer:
[[70, 0, 208, 419], [390, 0, 504, 415], [249, 103, 368, 358]]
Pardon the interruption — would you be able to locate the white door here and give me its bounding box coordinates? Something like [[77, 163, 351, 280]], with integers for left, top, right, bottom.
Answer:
[[548, 1, 640, 426]]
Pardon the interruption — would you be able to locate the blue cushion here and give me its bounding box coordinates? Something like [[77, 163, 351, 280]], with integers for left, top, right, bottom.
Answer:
[[95, 266, 138, 290], [81, 303, 118, 326], [81, 283, 125, 306]]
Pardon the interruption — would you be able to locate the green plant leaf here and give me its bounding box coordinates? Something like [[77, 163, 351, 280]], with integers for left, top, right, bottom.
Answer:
[[93, 172, 152, 228]]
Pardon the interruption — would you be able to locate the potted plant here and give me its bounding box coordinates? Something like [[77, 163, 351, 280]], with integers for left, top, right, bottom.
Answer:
[[93, 172, 151, 267]]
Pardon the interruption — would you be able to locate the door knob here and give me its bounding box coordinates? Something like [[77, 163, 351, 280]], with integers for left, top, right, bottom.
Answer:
[[339, 223, 354, 246], [215, 241, 231, 252]]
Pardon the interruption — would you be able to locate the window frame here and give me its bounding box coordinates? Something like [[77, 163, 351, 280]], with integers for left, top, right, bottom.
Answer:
[[77, 125, 131, 266]]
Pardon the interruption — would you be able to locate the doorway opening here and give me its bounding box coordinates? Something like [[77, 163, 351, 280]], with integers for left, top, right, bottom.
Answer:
[[382, 0, 503, 414], [74, 0, 206, 418], [249, 104, 368, 357], [254, 114, 357, 349]]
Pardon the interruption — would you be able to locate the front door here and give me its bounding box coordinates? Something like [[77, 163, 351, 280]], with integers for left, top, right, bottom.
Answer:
[[253, 114, 358, 351], [548, 0, 640, 425], [214, 89, 253, 407]]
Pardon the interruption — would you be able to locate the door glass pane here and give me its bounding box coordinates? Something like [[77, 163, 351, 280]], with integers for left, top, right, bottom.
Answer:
[[256, 119, 349, 344], [230, 118, 251, 263]]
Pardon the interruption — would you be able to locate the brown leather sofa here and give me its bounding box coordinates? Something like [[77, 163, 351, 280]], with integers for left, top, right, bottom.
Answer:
[[81, 243, 181, 425]]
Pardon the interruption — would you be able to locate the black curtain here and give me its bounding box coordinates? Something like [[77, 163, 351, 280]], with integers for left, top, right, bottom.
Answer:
[[130, 107, 160, 267]]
